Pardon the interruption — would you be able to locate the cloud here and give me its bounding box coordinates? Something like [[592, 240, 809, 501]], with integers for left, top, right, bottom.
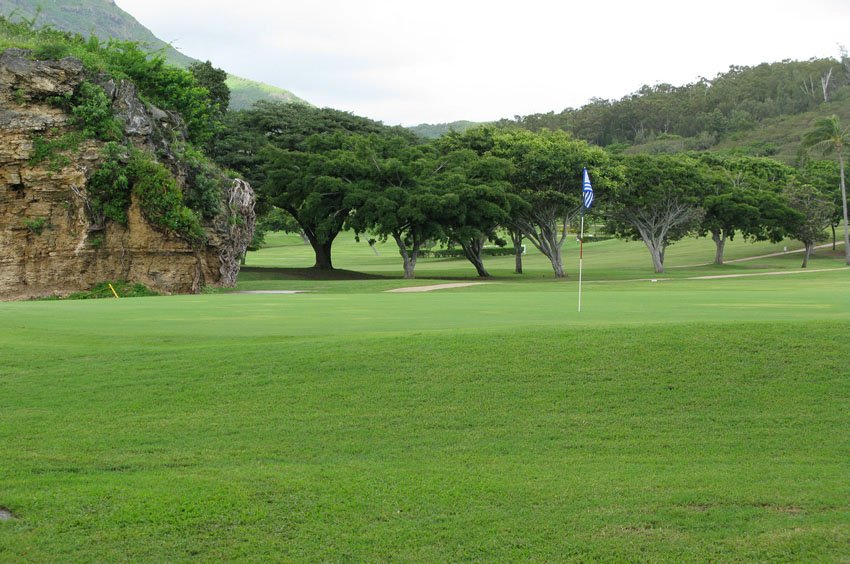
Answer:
[[116, 0, 850, 125]]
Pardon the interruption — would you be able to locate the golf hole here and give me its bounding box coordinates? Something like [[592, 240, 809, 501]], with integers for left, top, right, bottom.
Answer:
[[0, 507, 16, 521]]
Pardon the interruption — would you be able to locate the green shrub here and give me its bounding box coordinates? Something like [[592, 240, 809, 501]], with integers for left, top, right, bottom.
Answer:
[[88, 142, 131, 224], [176, 144, 223, 219], [63, 281, 158, 300], [31, 41, 69, 61], [23, 217, 48, 234], [129, 153, 206, 244], [70, 82, 122, 141], [88, 234, 104, 249], [28, 131, 82, 169]]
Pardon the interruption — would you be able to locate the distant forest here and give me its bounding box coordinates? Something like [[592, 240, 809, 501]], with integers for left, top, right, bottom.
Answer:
[[413, 54, 850, 163], [492, 54, 850, 158]]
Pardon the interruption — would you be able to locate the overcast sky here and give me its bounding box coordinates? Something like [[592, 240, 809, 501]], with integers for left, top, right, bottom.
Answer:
[[115, 0, 850, 126]]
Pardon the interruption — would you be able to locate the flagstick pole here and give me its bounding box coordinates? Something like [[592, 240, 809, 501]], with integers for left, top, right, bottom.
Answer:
[[578, 212, 584, 313]]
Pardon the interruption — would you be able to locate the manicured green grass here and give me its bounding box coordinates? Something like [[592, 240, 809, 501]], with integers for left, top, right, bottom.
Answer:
[[237, 231, 847, 293], [1, 236, 848, 560]]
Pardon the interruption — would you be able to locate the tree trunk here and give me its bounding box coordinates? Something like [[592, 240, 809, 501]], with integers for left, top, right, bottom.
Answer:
[[510, 229, 523, 274], [299, 231, 310, 245], [516, 214, 569, 278], [537, 227, 565, 277], [832, 224, 837, 251], [639, 237, 665, 273], [650, 248, 664, 273], [393, 233, 418, 279], [402, 258, 416, 279], [839, 153, 850, 265], [460, 237, 490, 277], [550, 245, 565, 278], [801, 241, 813, 268], [712, 229, 726, 265], [303, 228, 336, 270]]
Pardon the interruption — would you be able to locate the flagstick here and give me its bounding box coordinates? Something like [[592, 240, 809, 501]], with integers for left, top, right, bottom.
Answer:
[[578, 213, 584, 313]]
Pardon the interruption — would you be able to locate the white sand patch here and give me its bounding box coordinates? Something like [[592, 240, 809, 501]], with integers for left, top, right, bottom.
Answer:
[[386, 282, 496, 293]]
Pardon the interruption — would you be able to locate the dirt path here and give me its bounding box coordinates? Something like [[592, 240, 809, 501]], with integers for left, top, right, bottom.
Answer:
[[385, 282, 496, 293], [670, 242, 844, 268], [688, 267, 849, 280]]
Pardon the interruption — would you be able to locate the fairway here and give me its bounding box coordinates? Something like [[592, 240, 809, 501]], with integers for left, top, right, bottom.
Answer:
[[1, 236, 849, 561]]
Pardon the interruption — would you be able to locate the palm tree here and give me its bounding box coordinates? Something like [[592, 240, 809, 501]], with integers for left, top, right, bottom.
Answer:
[[802, 115, 850, 265]]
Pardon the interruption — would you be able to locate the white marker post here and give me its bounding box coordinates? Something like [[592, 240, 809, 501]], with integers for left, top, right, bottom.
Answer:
[[578, 167, 593, 313], [578, 213, 585, 313]]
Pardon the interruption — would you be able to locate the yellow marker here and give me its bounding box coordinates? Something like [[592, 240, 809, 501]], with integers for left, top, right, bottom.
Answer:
[[108, 283, 120, 299]]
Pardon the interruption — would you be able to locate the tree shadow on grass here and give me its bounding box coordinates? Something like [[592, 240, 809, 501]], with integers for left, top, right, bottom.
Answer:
[[238, 266, 390, 281]]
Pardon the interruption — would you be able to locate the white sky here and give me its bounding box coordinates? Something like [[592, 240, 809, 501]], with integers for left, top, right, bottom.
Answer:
[[115, 0, 850, 126]]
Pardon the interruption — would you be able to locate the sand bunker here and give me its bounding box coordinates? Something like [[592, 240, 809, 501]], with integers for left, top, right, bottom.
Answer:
[[386, 282, 496, 293]]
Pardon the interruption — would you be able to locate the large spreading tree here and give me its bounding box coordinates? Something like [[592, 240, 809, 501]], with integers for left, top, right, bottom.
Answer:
[[608, 154, 709, 273], [212, 102, 411, 269], [345, 135, 450, 279], [491, 129, 615, 278], [696, 155, 798, 264]]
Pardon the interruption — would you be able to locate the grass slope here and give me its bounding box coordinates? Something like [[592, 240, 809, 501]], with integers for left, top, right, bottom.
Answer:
[[226, 74, 310, 110], [236, 230, 847, 293], [622, 96, 850, 164], [0, 0, 193, 67], [0, 0, 307, 109], [1, 236, 848, 560], [714, 96, 850, 164]]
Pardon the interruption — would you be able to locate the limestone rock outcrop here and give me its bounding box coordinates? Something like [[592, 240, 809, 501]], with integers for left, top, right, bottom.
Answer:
[[0, 49, 255, 299]]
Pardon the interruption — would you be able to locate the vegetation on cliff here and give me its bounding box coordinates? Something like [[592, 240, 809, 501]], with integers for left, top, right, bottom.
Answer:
[[1, 14, 236, 245]]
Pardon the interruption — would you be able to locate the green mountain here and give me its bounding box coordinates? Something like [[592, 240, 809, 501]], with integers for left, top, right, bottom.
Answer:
[[0, 0, 307, 109]]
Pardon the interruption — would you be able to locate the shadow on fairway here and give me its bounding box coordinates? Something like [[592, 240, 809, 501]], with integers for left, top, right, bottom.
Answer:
[[239, 267, 513, 282], [238, 266, 390, 281]]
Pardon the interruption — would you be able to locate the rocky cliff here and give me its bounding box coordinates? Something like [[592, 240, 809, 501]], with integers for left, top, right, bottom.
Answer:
[[0, 48, 255, 299]]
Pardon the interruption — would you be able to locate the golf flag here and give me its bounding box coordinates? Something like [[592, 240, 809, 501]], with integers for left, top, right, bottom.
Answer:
[[582, 168, 594, 210]]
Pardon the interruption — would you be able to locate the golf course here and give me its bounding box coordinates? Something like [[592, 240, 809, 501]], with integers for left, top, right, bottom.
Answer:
[[1, 234, 848, 561]]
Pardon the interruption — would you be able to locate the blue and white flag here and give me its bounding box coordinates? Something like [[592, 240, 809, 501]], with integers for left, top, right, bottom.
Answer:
[[582, 167, 594, 210]]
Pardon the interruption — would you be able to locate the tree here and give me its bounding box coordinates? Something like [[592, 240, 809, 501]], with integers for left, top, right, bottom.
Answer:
[[189, 60, 230, 115], [491, 129, 614, 278], [437, 127, 523, 275], [346, 135, 448, 279], [607, 154, 708, 273], [783, 182, 834, 267], [696, 155, 797, 264], [212, 102, 405, 269], [797, 160, 842, 249], [262, 131, 371, 269], [801, 115, 850, 265], [430, 149, 516, 277]]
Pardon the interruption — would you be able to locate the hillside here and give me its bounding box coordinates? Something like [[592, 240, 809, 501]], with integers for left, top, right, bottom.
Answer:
[[0, 0, 307, 109], [497, 57, 850, 162], [408, 120, 484, 139]]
